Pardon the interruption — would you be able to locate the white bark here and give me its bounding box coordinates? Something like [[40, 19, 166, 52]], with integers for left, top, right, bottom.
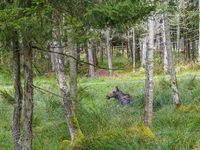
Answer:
[[106, 28, 112, 75], [142, 35, 147, 67], [88, 43, 95, 78], [132, 28, 136, 73], [143, 13, 154, 129], [163, 0, 181, 108], [162, 19, 168, 74]]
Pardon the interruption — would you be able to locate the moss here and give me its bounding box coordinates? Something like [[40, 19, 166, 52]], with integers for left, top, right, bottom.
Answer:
[[71, 113, 79, 129], [62, 140, 71, 149], [124, 123, 154, 138], [139, 123, 155, 138], [179, 105, 199, 113], [72, 128, 84, 149]]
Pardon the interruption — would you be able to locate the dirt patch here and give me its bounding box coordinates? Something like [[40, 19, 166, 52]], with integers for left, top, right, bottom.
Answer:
[[95, 69, 109, 77]]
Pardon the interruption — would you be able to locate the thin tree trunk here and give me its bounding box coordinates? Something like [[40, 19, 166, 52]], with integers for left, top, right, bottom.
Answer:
[[106, 28, 112, 75], [132, 28, 136, 73], [192, 39, 195, 61], [22, 41, 33, 150], [143, 14, 154, 129], [100, 38, 103, 62], [188, 40, 191, 63], [163, 0, 181, 108], [12, 40, 23, 150], [88, 43, 95, 78], [162, 20, 168, 74], [183, 16, 187, 64], [50, 43, 55, 71], [142, 35, 147, 67], [53, 39, 83, 144], [127, 29, 131, 62], [85, 45, 89, 63], [69, 40, 77, 102], [176, 13, 180, 59]]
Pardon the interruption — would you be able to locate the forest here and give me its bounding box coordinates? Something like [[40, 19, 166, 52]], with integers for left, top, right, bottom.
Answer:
[[0, 0, 200, 150]]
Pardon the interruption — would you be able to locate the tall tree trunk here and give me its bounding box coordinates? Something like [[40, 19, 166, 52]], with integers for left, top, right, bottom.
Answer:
[[155, 34, 160, 55], [53, 38, 83, 144], [198, 0, 200, 64], [127, 29, 131, 62], [69, 40, 77, 102], [132, 28, 136, 73], [84, 45, 89, 63], [106, 28, 112, 75], [88, 43, 95, 78], [100, 38, 103, 62], [188, 40, 191, 63], [176, 13, 180, 59], [50, 43, 55, 71], [142, 35, 147, 67], [22, 41, 33, 150], [93, 45, 98, 66], [192, 38, 195, 62], [122, 41, 124, 56], [163, 0, 181, 108], [183, 16, 187, 64], [162, 20, 168, 74], [12, 40, 23, 150], [143, 14, 154, 129]]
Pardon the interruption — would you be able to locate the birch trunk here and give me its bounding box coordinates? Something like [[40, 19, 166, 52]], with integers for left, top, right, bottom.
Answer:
[[100, 38, 103, 62], [163, 0, 181, 108], [106, 28, 112, 75], [53, 39, 82, 144], [143, 14, 154, 129], [88, 43, 95, 78], [142, 35, 147, 68], [162, 19, 168, 74], [50, 45, 55, 71], [12, 40, 23, 150], [127, 29, 131, 62], [69, 41, 77, 101], [22, 41, 33, 150], [132, 28, 136, 73]]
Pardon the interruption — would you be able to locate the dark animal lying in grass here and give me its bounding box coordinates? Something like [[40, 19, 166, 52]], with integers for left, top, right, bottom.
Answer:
[[106, 86, 132, 106]]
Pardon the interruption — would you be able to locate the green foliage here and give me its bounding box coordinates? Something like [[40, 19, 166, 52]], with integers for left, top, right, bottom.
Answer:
[[85, 0, 157, 29]]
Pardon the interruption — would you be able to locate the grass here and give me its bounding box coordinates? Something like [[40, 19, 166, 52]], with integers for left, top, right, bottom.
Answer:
[[0, 78, 200, 150]]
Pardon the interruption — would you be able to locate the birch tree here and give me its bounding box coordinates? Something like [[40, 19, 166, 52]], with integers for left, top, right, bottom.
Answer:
[[163, 0, 181, 108], [132, 27, 136, 73], [88, 42, 95, 78], [162, 19, 168, 74], [143, 10, 154, 129], [106, 28, 113, 75]]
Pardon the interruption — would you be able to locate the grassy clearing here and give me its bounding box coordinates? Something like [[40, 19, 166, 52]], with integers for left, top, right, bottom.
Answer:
[[0, 78, 200, 150]]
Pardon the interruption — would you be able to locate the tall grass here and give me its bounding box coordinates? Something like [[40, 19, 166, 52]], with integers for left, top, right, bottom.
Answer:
[[0, 78, 199, 150]]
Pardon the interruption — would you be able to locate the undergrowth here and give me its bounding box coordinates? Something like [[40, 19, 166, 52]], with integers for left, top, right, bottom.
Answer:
[[0, 78, 200, 150]]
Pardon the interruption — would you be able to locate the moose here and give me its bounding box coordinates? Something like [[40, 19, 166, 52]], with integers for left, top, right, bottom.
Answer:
[[106, 86, 132, 106]]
